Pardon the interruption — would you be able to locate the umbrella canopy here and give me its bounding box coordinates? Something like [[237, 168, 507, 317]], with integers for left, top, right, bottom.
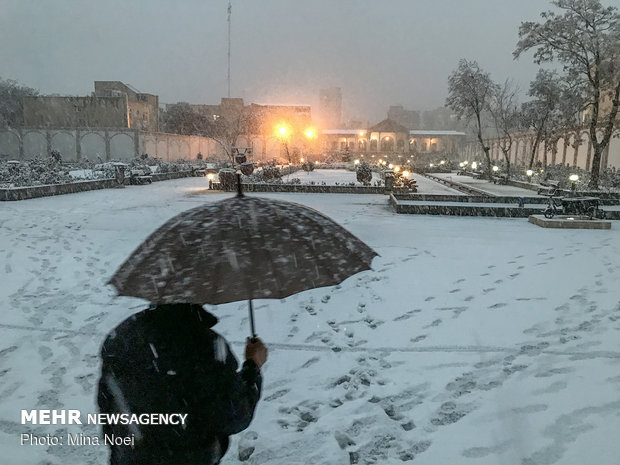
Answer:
[[108, 195, 377, 306]]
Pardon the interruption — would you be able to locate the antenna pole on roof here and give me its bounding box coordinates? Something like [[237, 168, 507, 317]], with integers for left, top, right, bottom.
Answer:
[[227, 1, 232, 98]]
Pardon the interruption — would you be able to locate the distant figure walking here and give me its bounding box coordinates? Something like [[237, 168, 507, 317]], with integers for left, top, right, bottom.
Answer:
[[97, 303, 267, 465]]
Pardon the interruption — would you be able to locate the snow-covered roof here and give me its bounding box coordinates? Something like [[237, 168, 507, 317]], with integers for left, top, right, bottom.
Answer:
[[368, 119, 409, 133], [322, 129, 366, 135], [409, 130, 467, 136]]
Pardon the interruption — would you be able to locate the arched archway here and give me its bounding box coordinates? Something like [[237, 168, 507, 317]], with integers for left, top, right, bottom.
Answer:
[[0, 130, 20, 158], [22, 131, 47, 159], [80, 132, 106, 162], [51, 131, 77, 161], [381, 137, 394, 151], [110, 132, 135, 161]]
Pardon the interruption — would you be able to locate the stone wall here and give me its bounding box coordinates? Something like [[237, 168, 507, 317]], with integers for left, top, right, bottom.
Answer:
[[212, 182, 394, 194], [0, 129, 222, 162], [23, 96, 129, 129], [1, 179, 118, 201]]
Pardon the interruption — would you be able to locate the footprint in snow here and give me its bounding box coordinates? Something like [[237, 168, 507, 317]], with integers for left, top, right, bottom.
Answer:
[[300, 357, 320, 369], [264, 389, 290, 402], [424, 319, 442, 329]]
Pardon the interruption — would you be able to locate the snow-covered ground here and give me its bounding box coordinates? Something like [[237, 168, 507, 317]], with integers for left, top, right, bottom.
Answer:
[[1, 176, 619, 465]]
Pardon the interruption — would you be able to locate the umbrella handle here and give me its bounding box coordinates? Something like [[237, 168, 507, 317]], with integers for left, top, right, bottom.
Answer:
[[248, 299, 257, 340]]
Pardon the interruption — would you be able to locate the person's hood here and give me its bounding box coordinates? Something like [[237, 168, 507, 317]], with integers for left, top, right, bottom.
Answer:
[[150, 302, 219, 328]]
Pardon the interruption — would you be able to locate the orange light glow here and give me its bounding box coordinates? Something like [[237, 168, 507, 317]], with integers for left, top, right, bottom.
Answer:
[[304, 128, 316, 138]]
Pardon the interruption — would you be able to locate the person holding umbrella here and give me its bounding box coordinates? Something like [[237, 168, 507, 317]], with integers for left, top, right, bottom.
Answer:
[[104, 186, 377, 464], [97, 303, 268, 465]]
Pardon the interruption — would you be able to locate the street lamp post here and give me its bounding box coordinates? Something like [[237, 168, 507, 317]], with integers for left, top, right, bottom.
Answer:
[[232, 146, 254, 196], [569, 174, 579, 197]]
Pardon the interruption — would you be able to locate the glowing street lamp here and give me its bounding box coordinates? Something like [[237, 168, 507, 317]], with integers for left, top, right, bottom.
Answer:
[[526, 169, 534, 177], [277, 126, 288, 137], [471, 161, 478, 170], [394, 166, 400, 172], [429, 163, 434, 168], [354, 159, 360, 165], [388, 163, 393, 169], [569, 174, 579, 196], [492, 166, 499, 172], [439, 160, 445, 165], [402, 170, 410, 177]]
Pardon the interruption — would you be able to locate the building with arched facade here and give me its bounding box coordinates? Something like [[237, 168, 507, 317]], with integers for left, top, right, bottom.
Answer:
[[320, 119, 466, 158]]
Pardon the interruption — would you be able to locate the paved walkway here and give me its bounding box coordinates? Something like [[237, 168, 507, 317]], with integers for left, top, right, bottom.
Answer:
[[430, 172, 542, 197]]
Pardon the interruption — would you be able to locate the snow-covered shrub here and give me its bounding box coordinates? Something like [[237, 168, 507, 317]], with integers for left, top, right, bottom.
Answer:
[[260, 165, 283, 181], [0, 158, 74, 188], [356, 162, 372, 185], [218, 168, 237, 191], [302, 161, 315, 172]]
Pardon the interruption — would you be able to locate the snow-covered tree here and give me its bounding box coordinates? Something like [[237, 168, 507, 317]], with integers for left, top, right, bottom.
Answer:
[[515, 0, 620, 189], [446, 59, 498, 180], [520, 70, 563, 169], [489, 79, 521, 178]]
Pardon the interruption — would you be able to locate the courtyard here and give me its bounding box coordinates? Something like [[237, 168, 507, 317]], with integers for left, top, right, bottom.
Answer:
[[0, 176, 619, 464]]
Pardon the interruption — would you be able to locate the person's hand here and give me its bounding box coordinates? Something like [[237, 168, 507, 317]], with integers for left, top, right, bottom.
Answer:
[[245, 337, 268, 368]]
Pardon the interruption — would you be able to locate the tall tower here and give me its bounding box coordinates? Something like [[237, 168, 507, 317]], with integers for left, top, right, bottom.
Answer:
[[318, 88, 342, 128]]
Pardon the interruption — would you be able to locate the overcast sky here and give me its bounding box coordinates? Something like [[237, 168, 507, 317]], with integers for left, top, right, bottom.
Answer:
[[2, 0, 556, 123]]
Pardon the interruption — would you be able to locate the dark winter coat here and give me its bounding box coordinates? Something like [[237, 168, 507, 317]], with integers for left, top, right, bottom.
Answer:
[[97, 303, 262, 465]]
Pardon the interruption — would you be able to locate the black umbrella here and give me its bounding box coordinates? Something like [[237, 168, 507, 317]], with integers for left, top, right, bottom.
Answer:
[[108, 194, 377, 337]]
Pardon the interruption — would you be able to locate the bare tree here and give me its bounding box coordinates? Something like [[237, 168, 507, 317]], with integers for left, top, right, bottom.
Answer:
[[207, 110, 259, 165], [161, 103, 212, 136], [489, 79, 521, 178], [446, 59, 498, 180], [515, 0, 620, 188], [0, 77, 38, 128]]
